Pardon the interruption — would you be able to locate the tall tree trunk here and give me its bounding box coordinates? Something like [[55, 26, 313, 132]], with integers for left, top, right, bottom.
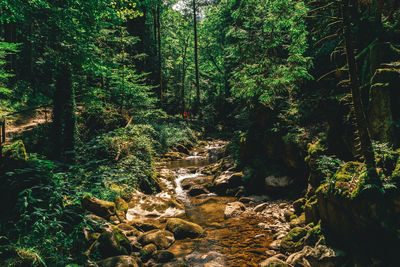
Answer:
[[53, 63, 76, 163], [193, 0, 200, 114], [181, 35, 190, 117], [342, 0, 380, 185], [157, 5, 163, 106]]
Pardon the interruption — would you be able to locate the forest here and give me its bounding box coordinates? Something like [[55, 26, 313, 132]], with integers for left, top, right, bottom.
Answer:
[[0, 0, 400, 266]]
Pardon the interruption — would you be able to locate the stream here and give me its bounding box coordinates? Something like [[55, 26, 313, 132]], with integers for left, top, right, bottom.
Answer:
[[146, 140, 292, 267]]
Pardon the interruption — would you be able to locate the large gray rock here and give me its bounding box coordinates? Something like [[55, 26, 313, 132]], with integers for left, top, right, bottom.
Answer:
[[224, 201, 246, 218], [166, 218, 204, 239]]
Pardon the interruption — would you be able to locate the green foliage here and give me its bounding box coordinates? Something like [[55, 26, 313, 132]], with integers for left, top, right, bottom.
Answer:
[[227, 0, 312, 106], [317, 155, 345, 177]]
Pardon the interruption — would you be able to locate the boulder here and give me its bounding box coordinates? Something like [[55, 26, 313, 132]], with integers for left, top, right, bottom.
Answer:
[[280, 227, 307, 253], [126, 190, 184, 220], [224, 202, 246, 218], [81, 195, 116, 219], [115, 196, 129, 213], [210, 171, 243, 195], [154, 250, 175, 263], [141, 243, 157, 261], [91, 228, 131, 258], [97, 256, 140, 267], [293, 198, 305, 215], [138, 229, 175, 249], [284, 210, 294, 222], [265, 176, 293, 191], [254, 203, 268, 212], [128, 218, 161, 232], [166, 218, 204, 239], [188, 185, 210, 196], [290, 213, 305, 228]]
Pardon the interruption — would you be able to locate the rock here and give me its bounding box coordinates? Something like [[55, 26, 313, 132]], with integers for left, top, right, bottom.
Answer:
[[154, 250, 175, 263], [280, 227, 307, 253], [166, 218, 204, 239], [81, 195, 116, 219], [138, 229, 175, 249], [129, 218, 160, 232], [368, 65, 400, 145], [210, 171, 243, 195], [286, 245, 346, 267], [259, 255, 288, 267], [224, 201, 246, 218], [91, 228, 131, 258], [141, 243, 157, 261], [269, 240, 281, 250], [175, 144, 190, 155], [188, 185, 210, 196], [239, 197, 253, 204], [126, 190, 184, 219], [254, 203, 268, 212], [293, 198, 305, 215], [290, 213, 305, 228], [115, 196, 129, 213], [117, 224, 141, 237], [97, 256, 140, 267], [264, 176, 293, 191], [284, 210, 294, 222]]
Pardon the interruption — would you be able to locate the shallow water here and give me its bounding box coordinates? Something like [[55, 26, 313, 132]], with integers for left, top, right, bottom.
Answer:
[[164, 141, 273, 266]]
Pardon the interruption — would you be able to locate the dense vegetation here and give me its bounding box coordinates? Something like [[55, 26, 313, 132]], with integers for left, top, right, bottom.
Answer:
[[0, 0, 400, 266]]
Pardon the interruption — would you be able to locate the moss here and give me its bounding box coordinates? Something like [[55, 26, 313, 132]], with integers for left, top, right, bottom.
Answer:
[[304, 195, 319, 223], [305, 139, 327, 163], [280, 227, 307, 253], [290, 213, 305, 228], [3, 140, 28, 162], [114, 196, 129, 212]]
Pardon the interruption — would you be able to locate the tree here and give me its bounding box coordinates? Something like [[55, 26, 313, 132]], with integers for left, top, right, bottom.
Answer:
[[341, 0, 380, 185], [192, 0, 200, 114]]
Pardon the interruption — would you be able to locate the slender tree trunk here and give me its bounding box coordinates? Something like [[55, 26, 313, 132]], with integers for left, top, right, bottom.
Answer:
[[193, 0, 200, 114], [157, 4, 163, 106], [53, 63, 76, 163], [181, 36, 190, 117], [342, 0, 380, 185]]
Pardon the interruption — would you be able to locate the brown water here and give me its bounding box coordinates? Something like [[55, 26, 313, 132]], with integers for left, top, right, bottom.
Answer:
[[164, 142, 273, 266]]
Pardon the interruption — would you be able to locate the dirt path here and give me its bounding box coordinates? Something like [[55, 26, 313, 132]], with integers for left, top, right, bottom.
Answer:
[[4, 108, 51, 144]]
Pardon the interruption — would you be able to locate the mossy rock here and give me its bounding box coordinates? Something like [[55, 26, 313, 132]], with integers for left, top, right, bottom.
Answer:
[[91, 228, 131, 259], [317, 161, 369, 199], [3, 140, 28, 162], [304, 195, 319, 224], [290, 213, 306, 228], [280, 227, 308, 253], [115, 196, 129, 213], [293, 198, 305, 215], [81, 195, 116, 219], [165, 218, 204, 239]]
